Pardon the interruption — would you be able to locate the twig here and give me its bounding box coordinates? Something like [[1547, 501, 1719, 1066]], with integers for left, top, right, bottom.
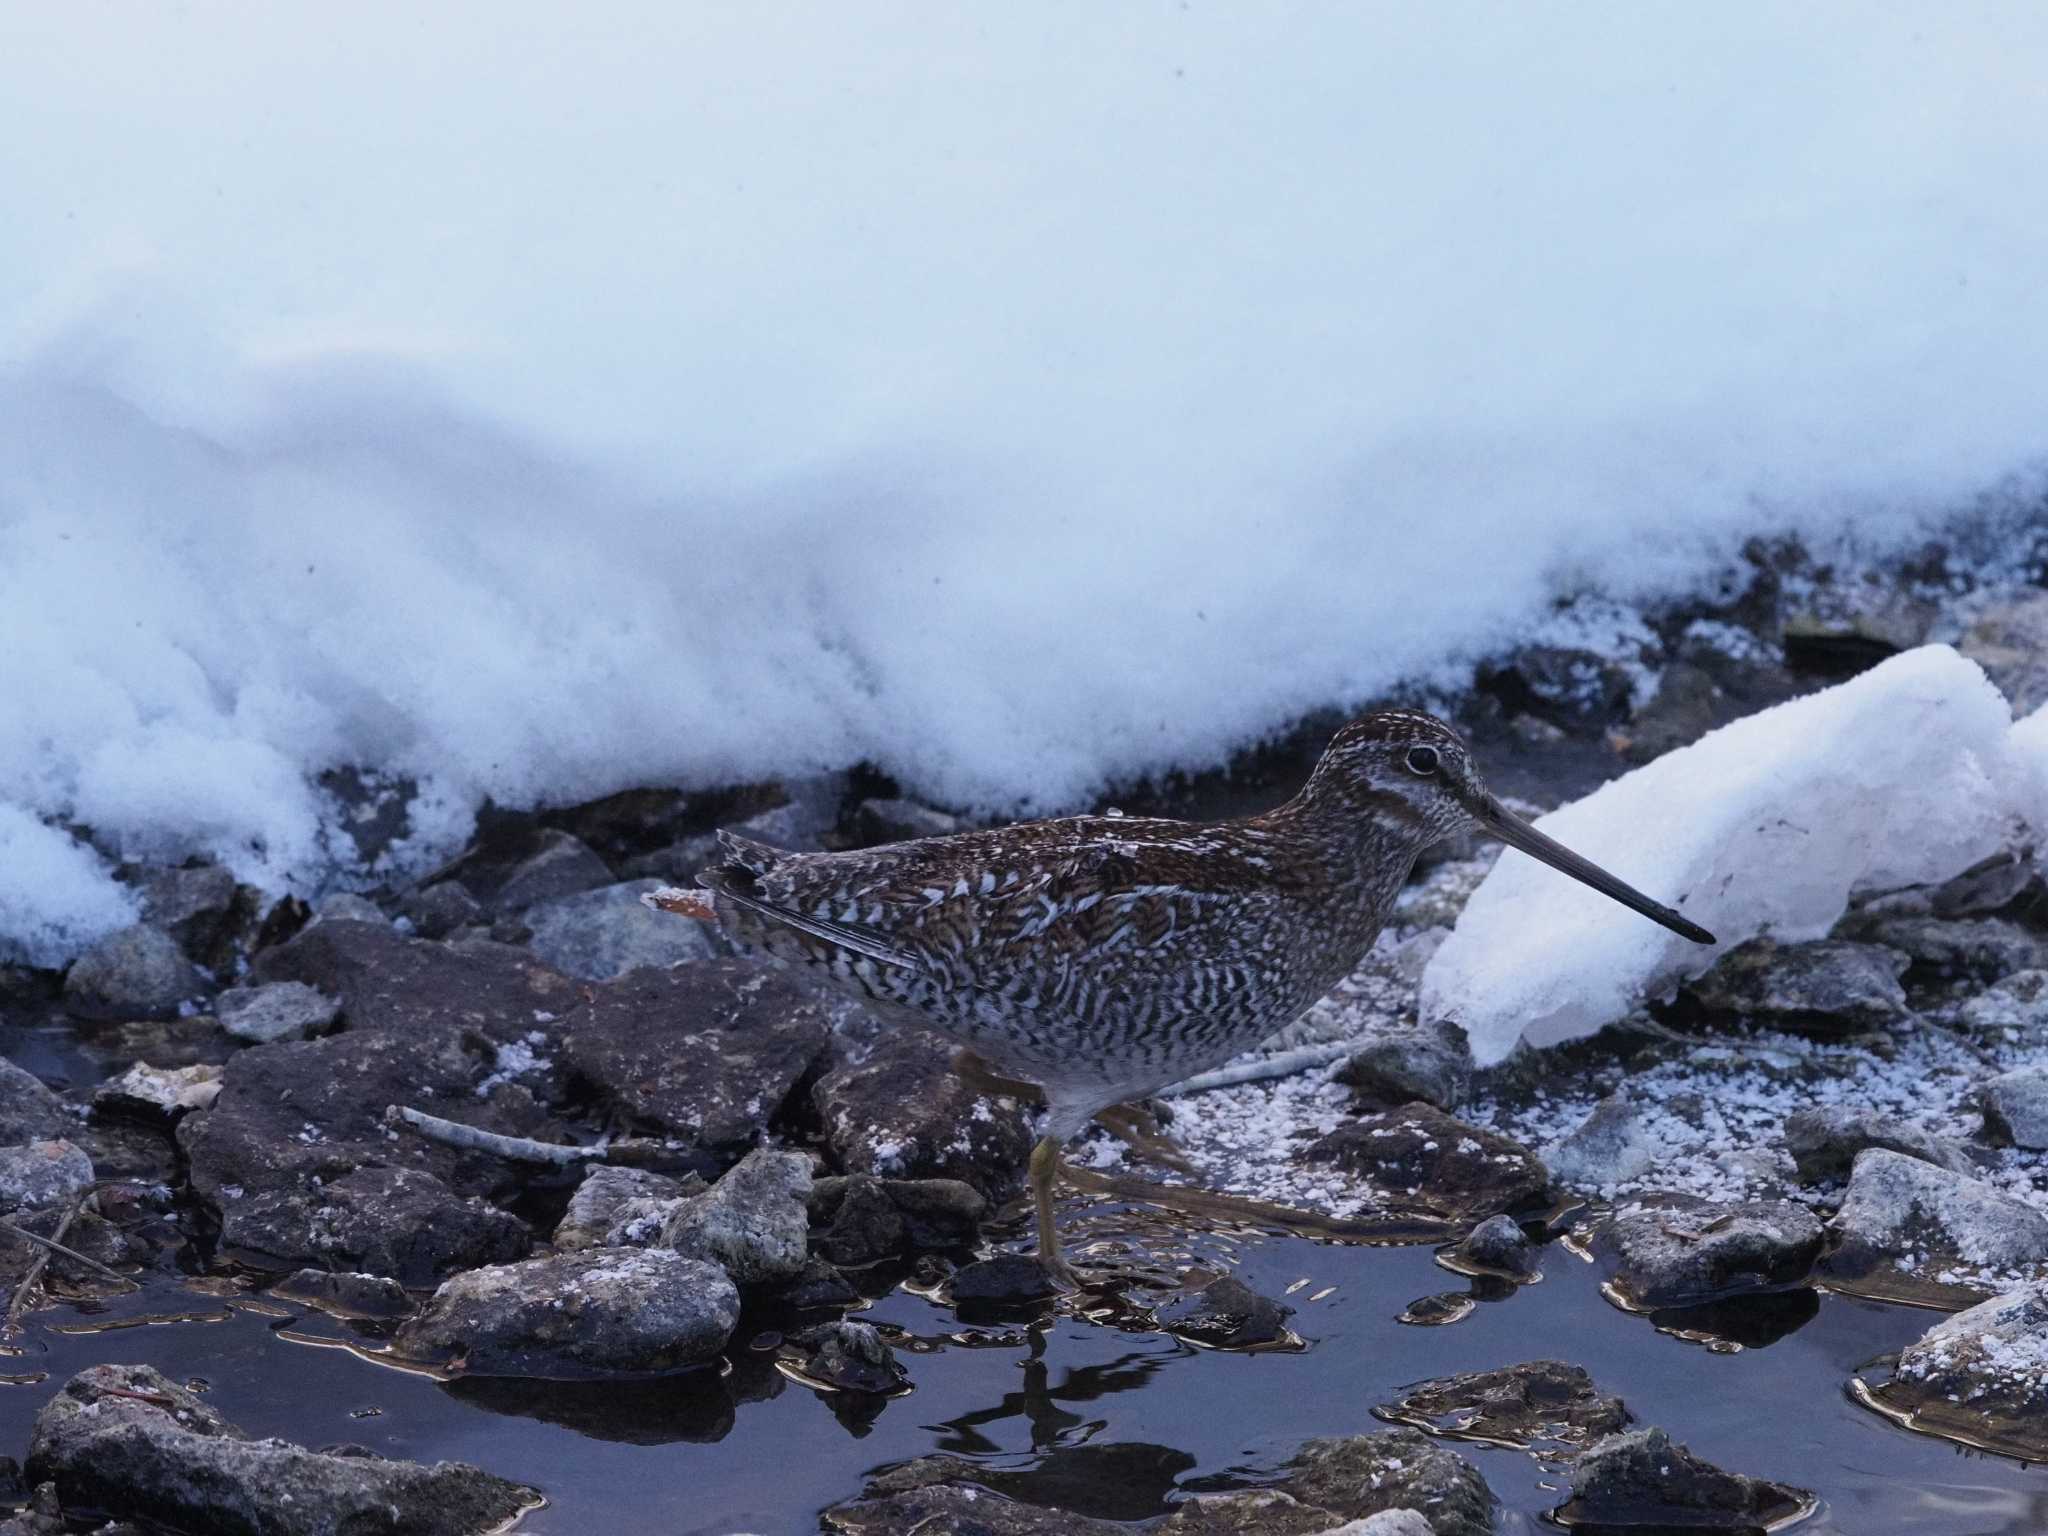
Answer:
[[0, 1219, 127, 1284], [1163, 1042, 1355, 1096], [4, 1190, 103, 1333], [386, 1105, 609, 1166]]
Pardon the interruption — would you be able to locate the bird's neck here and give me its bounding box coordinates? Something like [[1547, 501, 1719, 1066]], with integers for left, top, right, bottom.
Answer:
[[1258, 778, 1435, 910]]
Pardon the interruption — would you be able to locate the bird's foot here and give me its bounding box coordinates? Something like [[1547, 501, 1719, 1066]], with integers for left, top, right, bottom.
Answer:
[[1038, 1252, 1086, 1293], [1092, 1103, 1197, 1176]]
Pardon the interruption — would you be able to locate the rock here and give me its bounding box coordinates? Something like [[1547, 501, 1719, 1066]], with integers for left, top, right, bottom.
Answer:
[[1277, 1428, 1493, 1536], [1448, 1213, 1540, 1280], [1961, 590, 2048, 715], [0, 1141, 94, 1213], [220, 1166, 529, 1284], [659, 1147, 812, 1285], [0, 1060, 73, 1144], [1621, 660, 1727, 763], [524, 878, 721, 980], [1542, 1089, 1667, 1190], [1557, 1426, 1812, 1531], [271, 1268, 413, 1320], [813, 1031, 1036, 1200], [1591, 1195, 1822, 1309], [401, 881, 484, 938], [1979, 1064, 2048, 1149], [553, 1164, 700, 1250], [1822, 1148, 2048, 1290], [618, 830, 725, 885], [215, 980, 342, 1043], [1956, 969, 2048, 1035], [822, 1482, 1122, 1535], [725, 797, 833, 853], [312, 891, 386, 924], [1481, 644, 1636, 726], [1154, 1489, 1347, 1535], [91, 1062, 221, 1122], [495, 830, 613, 912], [1683, 937, 1909, 1030], [1316, 1516, 1434, 1536], [62, 925, 205, 1021], [1838, 914, 2048, 980], [793, 1320, 909, 1394], [1781, 1105, 1977, 1182], [1336, 1018, 1473, 1110], [848, 1446, 1194, 1527], [126, 861, 244, 966], [393, 1248, 738, 1378], [850, 797, 963, 845], [949, 1253, 1056, 1307], [1872, 1280, 2048, 1460], [809, 1174, 987, 1265], [1398, 1292, 1477, 1327], [25, 1363, 536, 1534], [1929, 852, 2040, 918], [1154, 1275, 1294, 1348], [1377, 1360, 1629, 1453], [1301, 1102, 1549, 1222], [560, 957, 833, 1173], [779, 1257, 863, 1309]]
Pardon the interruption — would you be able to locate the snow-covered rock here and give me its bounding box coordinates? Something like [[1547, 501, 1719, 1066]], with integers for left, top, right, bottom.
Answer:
[[1424, 647, 2025, 1065]]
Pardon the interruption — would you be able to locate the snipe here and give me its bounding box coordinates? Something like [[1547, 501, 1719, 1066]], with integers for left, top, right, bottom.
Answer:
[[651, 710, 1713, 1285]]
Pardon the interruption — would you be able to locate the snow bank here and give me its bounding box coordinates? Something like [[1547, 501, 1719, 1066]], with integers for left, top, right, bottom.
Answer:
[[8, 7, 2048, 960], [1422, 648, 2025, 1066], [0, 807, 139, 969]]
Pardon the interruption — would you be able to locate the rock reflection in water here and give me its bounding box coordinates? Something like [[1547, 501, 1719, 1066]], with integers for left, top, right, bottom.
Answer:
[[1647, 1287, 1820, 1352], [443, 1359, 755, 1445], [929, 1332, 1174, 1459]]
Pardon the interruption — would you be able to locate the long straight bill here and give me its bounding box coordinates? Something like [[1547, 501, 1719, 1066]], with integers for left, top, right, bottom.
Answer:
[[1478, 797, 1717, 945]]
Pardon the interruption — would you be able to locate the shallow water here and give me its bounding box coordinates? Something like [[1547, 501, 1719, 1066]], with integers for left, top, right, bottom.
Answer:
[[6, 1197, 2044, 1536]]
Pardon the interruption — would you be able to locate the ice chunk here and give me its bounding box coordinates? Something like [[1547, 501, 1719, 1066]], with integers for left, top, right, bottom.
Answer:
[[1422, 647, 2024, 1065]]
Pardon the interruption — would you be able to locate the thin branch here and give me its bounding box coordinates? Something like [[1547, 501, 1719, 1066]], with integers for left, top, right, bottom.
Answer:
[[386, 1105, 609, 1166], [1162, 1042, 1355, 1096], [4, 1189, 111, 1334]]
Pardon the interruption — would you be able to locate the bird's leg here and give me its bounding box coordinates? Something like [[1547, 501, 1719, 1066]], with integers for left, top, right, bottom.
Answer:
[[951, 1048, 1045, 1106], [1090, 1103, 1196, 1176], [1029, 1135, 1082, 1290]]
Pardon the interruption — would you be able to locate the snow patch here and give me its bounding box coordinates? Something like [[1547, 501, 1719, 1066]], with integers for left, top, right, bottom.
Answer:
[[0, 805, 139, 966]]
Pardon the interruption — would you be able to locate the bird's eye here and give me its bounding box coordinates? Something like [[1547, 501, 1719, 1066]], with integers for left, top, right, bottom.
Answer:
[[1404, 745, 1441, 777]]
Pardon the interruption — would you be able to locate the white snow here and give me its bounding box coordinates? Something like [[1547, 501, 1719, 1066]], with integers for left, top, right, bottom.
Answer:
[[1423, 647, 2027, 1065], [0, 806, 139, 967], [8, 8, 2048, 961]]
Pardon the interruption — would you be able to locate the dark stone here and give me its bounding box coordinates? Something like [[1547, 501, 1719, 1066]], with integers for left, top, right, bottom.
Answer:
[[1781, 1105, 1975, 1183], [1301, 1101, 1549, 1222], [950, 1253, 1056, 1306], [858, 1445, 1197, 1525], [0, 1141, 94, 1213], [559, 957, 833, 1172], [822, 1482, 1123, 1535], [618, 830, 725, 885], [659, 1148, 813, 1285], [1277, 1427, 1493, 1536], [794, 1320, 909, 1394], [399, 881, 484, 939], [813, 1031, 1036, 1201], [779, 1257, 863, 1310], [1961, 591, 2048, 716], [523, 878, 720, 980], [850, 797, 964, 845], [1154, 1275, 1295, 1348], [1154, 1490, 1356, 1535], [1450, 1213, 1541, 1280], [495, 830, 615, 912], [125, 861, 248, 967], [62, 925, 206, 1022], [1837, 914, 2048, 980], [1591, 1195, 1822, 1310], [392, 1249, 738, 1379], [1684, 937, 1909, 1030], [1378, 1359, 1630, 1453], [219, 1166, 529, 1285], [1336, 1017, 1473, 1110], [809, 1174, 988, 1265], [0, 1060, 72, 1144], [553, 1164, 701, 1250], [25, 1363, 537, 1536], [1621, 660, 1725, 763], [1978, 1064, 2048, 1150], [271, 1268, 413, 1320], [1480, 645, 1635, 727], [1558, 1426, 1812, 1532]]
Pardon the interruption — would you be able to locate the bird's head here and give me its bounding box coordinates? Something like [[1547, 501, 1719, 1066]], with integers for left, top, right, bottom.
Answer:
[[1306, 709, 1715, 945]]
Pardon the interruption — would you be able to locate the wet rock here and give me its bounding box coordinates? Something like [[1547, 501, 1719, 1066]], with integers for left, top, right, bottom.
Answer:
[[401, 880, 484, 939], [90, 1062, 221, 1122], [220, 1166, 529, 1284], [1398, 1292, 1477, 1327], [25, 1363, 536, 1534], [1336, 1017, 1473, 1110], [1153, 1275, 1295, 1349], [1956, 968, 2048, 1035], [1683, 937, 1909, 1030], [949, 1253, 1056, 1306], [272, 1267, 413, 1320], [1301, 1102, 1549, 1222], [1929, 851, 2040, 918], [215, 980, 342, 1043], [822, 1481, 1121, 1535], [1448, 1213, 1540, 1280], [1978, 1064, 2048, 1149], [553, 1164, 701, 1250], [1277, 1427, 1493, 1536], [61, 924, 205, 1022], [1378, 1360, 1629, 1453], [618, 829, 725, 885], [0, 1060, 73, 1144], [1838, 914, 2048, 980], [779, 1256, 863, 1309], [496, 829, 614, 912], [1822, 1148, 2048, 1290], [850, 797, 963, 845], [1315, 1515, 1434, 1536], [312, 891, 386, 924], [1961, 589, 2048, 715], [1557, 1426, 1811, 1532], [1481, 644, 1635, 727], [813, 1030, 1035, 1199], [560, 957, 833, 1173], [659, 1147, 812, 1285], [1591, 1195, 1822, 1309], [1153, 1489, 1345, 1535], [1781, 1104, 1976, 1182], [126, 860, 244, 966], [0, 1142, 94, 1212], [1872, 1280, 2048, 1460], [524, 878, 720, 980], [793, 1320, 909, 1393], [854, 1445, 1195, 1526], [393, 1248, 738, 1378], [251, 916, 580, 1045], [809, 1174, 988, 1265]]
